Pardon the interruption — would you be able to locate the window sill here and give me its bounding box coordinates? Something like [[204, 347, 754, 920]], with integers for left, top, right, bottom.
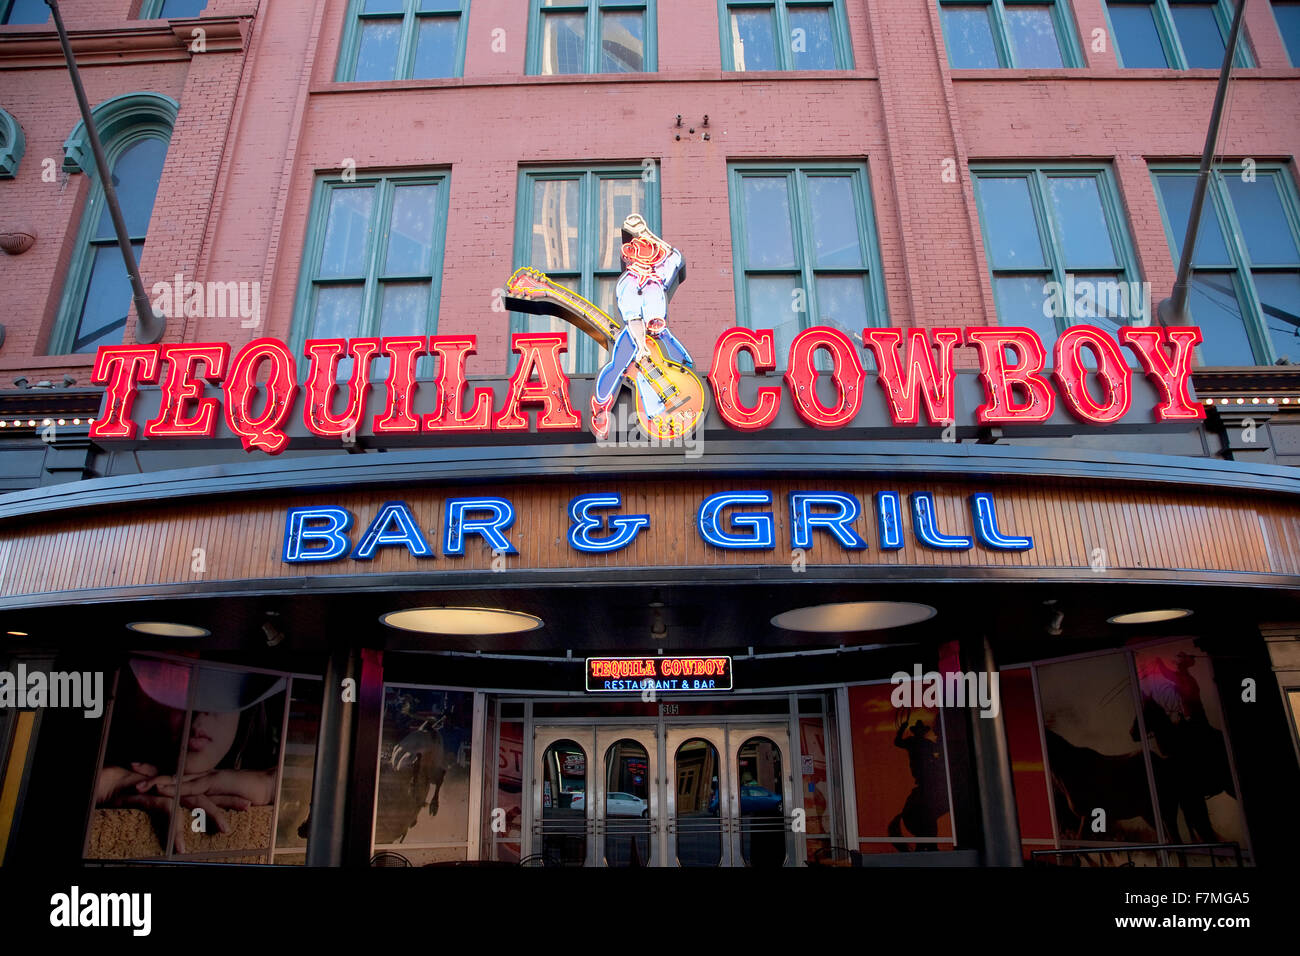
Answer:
[[949, 67, 1298, 80], [0, 354, 97, 372], [313, 68, 879, 94]]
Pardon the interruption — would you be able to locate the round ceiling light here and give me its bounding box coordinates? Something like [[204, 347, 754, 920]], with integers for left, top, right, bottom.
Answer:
[[126, 621, 211, 638], [771, 601, 937, 633], [1107, 608, 1193, 625], [380, 607, 544, 635]]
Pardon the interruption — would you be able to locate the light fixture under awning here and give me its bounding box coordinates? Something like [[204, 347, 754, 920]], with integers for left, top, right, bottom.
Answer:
[[380, 607, 544, 636], [771, 601, 936, 633], [1108, 608, 1193, 625]]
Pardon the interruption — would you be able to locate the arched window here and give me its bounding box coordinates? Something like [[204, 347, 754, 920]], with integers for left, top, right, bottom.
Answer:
[[0, 108, 24, 179], [50, 93, 177, 355]]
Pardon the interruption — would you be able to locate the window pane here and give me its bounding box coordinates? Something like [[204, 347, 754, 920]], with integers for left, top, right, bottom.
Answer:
[[413, 16, 459, 78], [158, 0, 209, 16], [976, 177, 1046, 269], [1046, 177, 1119, 269], [807, 176, 863, 267], [420, 0, 462, 9], [1155, 174, 1231, 265], [742, 177, 796, 268], [993, 276, 1060, 355], [790, 6, 837, 70], [354, 19, 402, 81], [940, 5, 1000, 68], [1005, 5, 1065, 68], [531, 179, 580, 270], [1276, 2, 1300, 65], [311, 284, 365, 340], [96, 137, 168, 240], [1170, 2, 1226, 68], [603, 740, 651, 868], [72, 243, 140, 353], [815, 275, 870, 329], [1224, 175, 1300, 266], [598, 177, 645, 271], [385, 183, 438, 274], [1254, 271, 1300, 363], [730, 9, 778, 70], [319, 187, 374, 278], [748, 275, 801, 365], [542, 12, 586, 74], [1189, 272, 1257, 364], [365, 0, 404, 11], [1110, 3, 1170, 67], [3, 0, 49, 24], [601, 11, 644, 72], [379, 281, 431, 336]]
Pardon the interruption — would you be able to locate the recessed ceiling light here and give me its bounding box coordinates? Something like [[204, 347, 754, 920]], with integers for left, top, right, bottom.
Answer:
[[126, 621, 211, 638], [1107, 608, 1193, 625], [771, 601, 936, 633], [380, 607, 544, 635], [6, 630, 28, 637]]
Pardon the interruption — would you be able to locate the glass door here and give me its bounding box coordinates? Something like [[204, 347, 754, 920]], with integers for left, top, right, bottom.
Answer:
[[727, 725, 793, 867], [663, 727, 730, 866], [533, 726, 595, 866], [595, 727, 657, 867]]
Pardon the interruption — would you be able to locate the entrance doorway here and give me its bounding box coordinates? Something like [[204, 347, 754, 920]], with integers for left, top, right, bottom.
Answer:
[[532, 722, 794, 867]]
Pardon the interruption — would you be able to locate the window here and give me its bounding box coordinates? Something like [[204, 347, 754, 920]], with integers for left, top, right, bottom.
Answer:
[[0, 108, 23, 178], [939, 1, 1081, 68], [1106, 1, 1253, 68], [511, 165, 656, 374], [728, 163, 888, 369], [1153, 165, 1300, 365], [719, 0, 853, 71], [50, 93, 177, 356], [337, 0, 469, 82], [1273, 1, 1300, 64], [971, 166, 1142, 356], [139, 0, 209, 17], [0, 0, 48, 24], [292, 171, 451, 357], [528, 0, 656, 74]]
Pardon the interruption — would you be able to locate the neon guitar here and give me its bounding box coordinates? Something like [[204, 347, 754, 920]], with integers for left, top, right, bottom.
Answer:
[[505, 267, 707, 441]]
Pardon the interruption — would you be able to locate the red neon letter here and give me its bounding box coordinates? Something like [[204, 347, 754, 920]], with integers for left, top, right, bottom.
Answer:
[[303, 338, 381, 438], [783, 327, 864, 429], [1052, 326, 1132, 424], [707, 327, 781, 430], [424, 335, 494, 432], [90, 345, 162, 439], [223, 338, 298, 454], [372, 337, 427, 434], [1119, 326, 1206, 422], [965, 327, 1055, 424], [144, 343, 230, 438], [493, 332, 581, 431], [862, 327, 961, 425]]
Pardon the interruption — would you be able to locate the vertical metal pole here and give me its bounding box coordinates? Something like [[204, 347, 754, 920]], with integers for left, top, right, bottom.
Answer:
[[305, 642, 361, 867], [1158, 0, 1249, 327], [963, 634, 1024, 866], [45, 0, 164, 343]]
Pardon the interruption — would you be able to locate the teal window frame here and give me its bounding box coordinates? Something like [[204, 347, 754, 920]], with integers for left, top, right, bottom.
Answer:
[[1104, 0, 1254, 68], [138, 0, 209, 18], [0, 0, 49, 25], [1272, 1, 1300, 65], [717, 0, 855, 71], [49, 92, 178, 356], [526, 0, 658, 75], [0, 108, 24, 178], [970, 164, 1143, 347], [511, 164, 660, 374], [938, 0, 1084, 68], [726, 161, 889, 370], [1151, 162, 1300, 366], [290, 170, 452, 366], [336, 0, 470, 82]]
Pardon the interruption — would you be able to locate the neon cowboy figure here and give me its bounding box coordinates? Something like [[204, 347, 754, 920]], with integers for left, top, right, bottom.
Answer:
[[591, 214, 694, 430]]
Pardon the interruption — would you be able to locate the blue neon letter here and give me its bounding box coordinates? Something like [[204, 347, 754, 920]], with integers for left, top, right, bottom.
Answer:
[[697, 491, 775, 550], [568, 493, 650, 553], [789, 492, 867, 550], [284, 506, 354, 563], [352, 501, 432, 560], [910, 492, 973, 550], [875, 492, 904, 550], [444, 497, 518, 555], [970, 493, 1033, 551]]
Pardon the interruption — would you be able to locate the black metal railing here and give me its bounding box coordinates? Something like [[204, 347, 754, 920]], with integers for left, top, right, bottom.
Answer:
[[1030, 842, 1244, 868]]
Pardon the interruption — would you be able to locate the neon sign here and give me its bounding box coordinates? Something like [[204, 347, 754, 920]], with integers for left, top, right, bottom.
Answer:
[[586, 657, 733, 692]]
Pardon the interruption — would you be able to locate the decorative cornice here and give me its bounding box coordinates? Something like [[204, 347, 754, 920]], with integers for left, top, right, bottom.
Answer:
[[0, 16, 249, 69]]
